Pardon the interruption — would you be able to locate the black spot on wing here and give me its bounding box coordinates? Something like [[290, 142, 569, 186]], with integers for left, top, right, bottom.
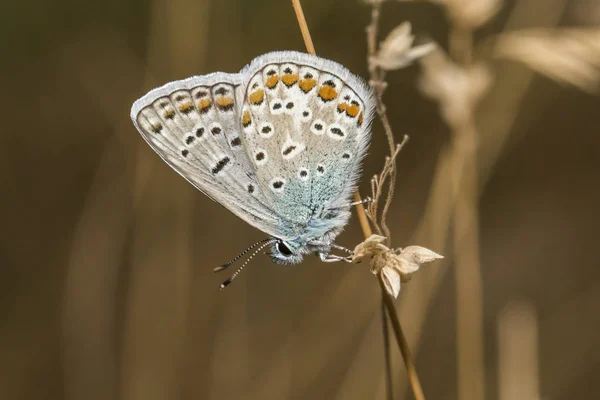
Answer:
[[212, 157, 230, 174], [282, 145, 296, 156], [330, 127, 344, 137], [151, 123, 163, 134]]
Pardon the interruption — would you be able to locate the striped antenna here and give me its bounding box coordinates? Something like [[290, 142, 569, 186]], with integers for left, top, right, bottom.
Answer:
[[220, 239, 277, 289], [214, 238, 273, 272]]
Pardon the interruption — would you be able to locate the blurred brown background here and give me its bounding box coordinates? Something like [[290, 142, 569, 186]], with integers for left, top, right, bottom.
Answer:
[[1, 0, 599, 399]]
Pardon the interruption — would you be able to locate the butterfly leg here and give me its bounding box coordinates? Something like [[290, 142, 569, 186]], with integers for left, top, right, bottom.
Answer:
[[319, 252, 353, 263], [329, 197, 373, 210], [347, 196, 372, 207], [310, 240, 354, 256]]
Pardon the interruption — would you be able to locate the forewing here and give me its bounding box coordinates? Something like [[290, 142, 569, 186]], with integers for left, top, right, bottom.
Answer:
[[130, 74, 281, 235]]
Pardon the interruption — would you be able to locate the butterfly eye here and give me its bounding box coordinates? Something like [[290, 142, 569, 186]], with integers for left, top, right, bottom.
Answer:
[[277, 242, 293, 257]]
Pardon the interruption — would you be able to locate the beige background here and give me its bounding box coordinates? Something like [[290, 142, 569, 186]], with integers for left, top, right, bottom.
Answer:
[[1, 0, 599, 399]]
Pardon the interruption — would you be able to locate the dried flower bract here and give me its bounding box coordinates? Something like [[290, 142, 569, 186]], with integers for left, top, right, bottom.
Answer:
[[371, 22, 436, 71], [353, 234, 444, 298]]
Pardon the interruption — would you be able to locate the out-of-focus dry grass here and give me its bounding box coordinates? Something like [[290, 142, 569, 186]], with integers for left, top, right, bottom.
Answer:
[[1, 0, 600, 399]]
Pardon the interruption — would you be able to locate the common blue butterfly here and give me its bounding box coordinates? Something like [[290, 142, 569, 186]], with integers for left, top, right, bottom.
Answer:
[[131, 51, 375, 286]]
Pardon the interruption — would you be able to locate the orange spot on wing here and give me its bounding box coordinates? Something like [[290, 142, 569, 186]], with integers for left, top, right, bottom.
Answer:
[[337, 102, 349, 113], [163, 109, 176, 119], [215, 97, 234, 107], [242, 111, 252, 127], [266, 75, 279, 89], [249, 89, 264, 105], [318, 85, 338, 101], [197, 98, 212, 111], [299, 78, 317, 93], [346, 104, 360, 117], [178, 101, 193, 113], [357, 112, 364, 126], [215, 96, 235, 111], [282, 73, 299, 87]]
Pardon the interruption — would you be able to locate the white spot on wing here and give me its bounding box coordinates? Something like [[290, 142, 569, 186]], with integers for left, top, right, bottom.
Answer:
[[311, 119, 326, 135], [258, 122, 275, 138], [327, 123, 346, 141], [298, 168, 310, 181], [270, 99, 284, 115], [253, 148, 268, 166], [270, 177, 286, 194], [300, 108, 312, 122], [192, 123, 207, 141], [283, 100, 296, 114], [281, 138, 306, 160]]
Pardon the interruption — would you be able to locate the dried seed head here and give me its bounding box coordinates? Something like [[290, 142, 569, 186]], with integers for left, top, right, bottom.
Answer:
[[353, 234, 444, 298], [371, 22, 436, 71], [381, 264, 402, 298]]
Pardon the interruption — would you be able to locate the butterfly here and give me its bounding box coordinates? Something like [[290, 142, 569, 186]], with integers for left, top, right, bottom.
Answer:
[[130, 51, 375, 287]]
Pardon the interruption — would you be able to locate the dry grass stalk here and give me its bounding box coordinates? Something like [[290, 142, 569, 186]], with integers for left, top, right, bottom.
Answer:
[[497, 301, 540, 400]]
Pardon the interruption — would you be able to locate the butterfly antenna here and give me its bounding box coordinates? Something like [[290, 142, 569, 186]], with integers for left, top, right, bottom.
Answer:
[[214, 238, 272, 273], [220, 239, 276, 289]]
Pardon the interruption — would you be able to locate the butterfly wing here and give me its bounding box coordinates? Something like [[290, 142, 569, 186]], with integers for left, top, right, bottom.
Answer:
[[238, 52, 375, 239], [131, 52, 375, 243], [131, 74, 283, 235]]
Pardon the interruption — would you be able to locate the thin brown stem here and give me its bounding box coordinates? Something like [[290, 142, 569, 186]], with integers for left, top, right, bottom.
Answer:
[[379, 277, 426, 400], [381, 137, 409, 243], [381, 297, 394, 400], [365, 0, 402, 247], [291, 0, 316, 56], [291, 1, 424, 400], [353, 191, 374, 237]]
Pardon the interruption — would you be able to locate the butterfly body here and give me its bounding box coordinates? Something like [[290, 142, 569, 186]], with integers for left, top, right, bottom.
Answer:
[[131, 51, 375, 266]]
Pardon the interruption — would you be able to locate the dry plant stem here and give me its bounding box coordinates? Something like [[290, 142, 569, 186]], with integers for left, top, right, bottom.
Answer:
[[291, 0, 316, 55], [354, 191, 374, 237], [379, 277, 426, 400], [449, 26, 485, 400], [381, 299, 394, 400], [291, 1, 424, 400], [365, 1, 399, 244]]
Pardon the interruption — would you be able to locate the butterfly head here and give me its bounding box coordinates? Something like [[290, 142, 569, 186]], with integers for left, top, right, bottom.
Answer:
[[269, 233, 341, 265], [268, 239, 306, 265]]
